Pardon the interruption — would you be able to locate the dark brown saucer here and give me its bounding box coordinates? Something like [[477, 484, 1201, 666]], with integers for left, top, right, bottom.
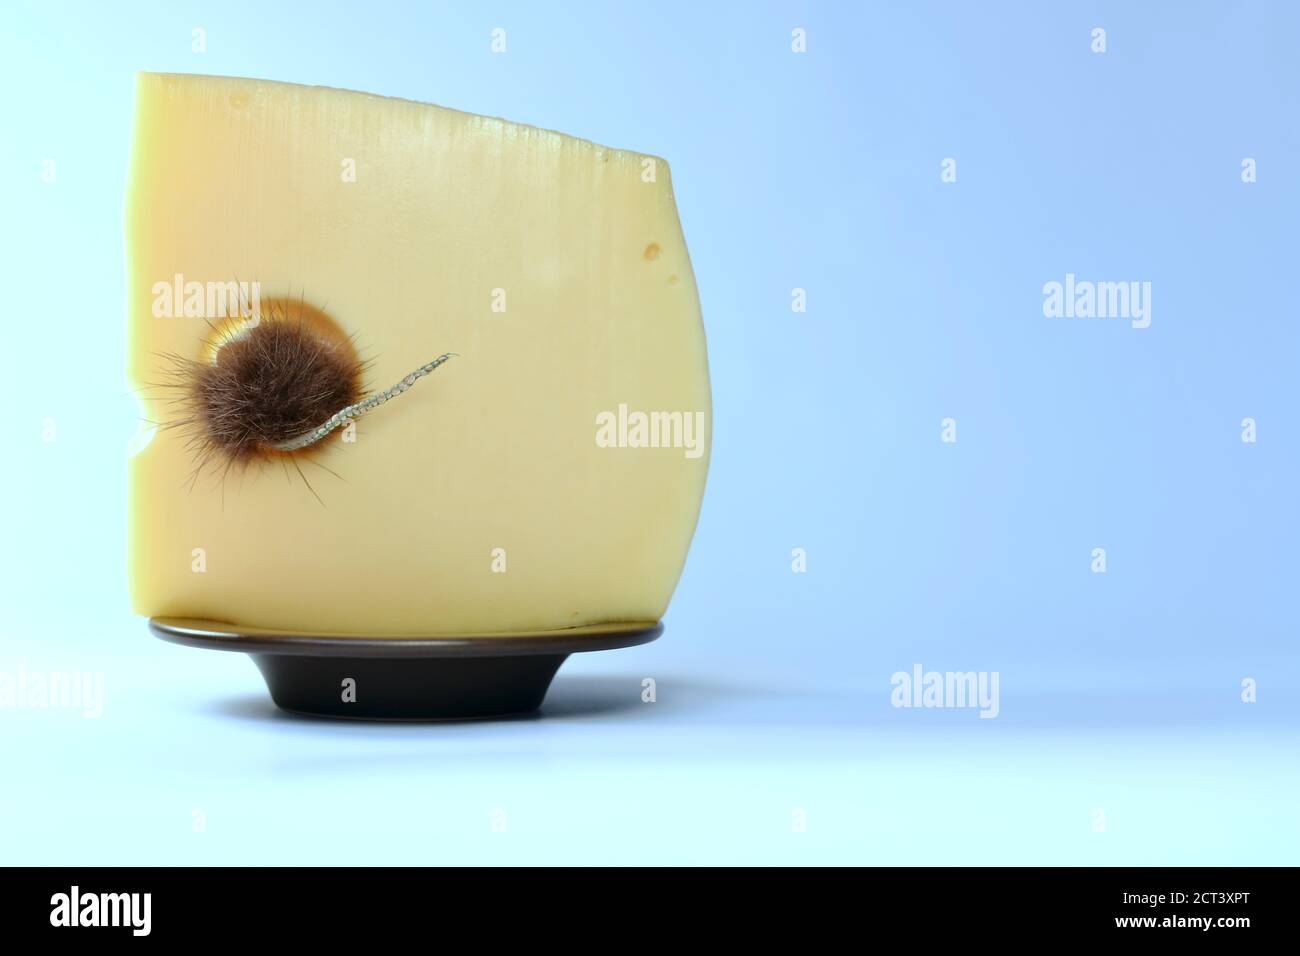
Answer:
[[150, 617, 662, 720]]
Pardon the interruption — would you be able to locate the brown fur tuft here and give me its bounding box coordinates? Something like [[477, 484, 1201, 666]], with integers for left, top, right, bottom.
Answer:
[[147, 312, 366, 492], [189, 318, 364, 463]]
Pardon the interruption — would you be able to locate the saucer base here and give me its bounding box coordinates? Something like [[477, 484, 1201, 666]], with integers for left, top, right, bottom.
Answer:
[[149, 617, 662, 721], [252, 652, 567, 720]]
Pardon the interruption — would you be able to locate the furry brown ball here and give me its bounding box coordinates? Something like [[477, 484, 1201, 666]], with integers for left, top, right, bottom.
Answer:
[[187, 318, 364, 464]]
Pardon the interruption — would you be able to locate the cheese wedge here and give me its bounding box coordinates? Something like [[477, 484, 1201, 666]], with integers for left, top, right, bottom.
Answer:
[[126, 73, 710, 636]]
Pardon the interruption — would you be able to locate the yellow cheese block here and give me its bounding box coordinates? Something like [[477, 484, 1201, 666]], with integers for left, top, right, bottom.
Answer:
[[127, 73, 710, 636]]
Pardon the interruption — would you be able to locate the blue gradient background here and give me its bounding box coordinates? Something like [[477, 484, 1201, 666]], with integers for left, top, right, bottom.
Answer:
[[1, 1, 1297, 864]]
